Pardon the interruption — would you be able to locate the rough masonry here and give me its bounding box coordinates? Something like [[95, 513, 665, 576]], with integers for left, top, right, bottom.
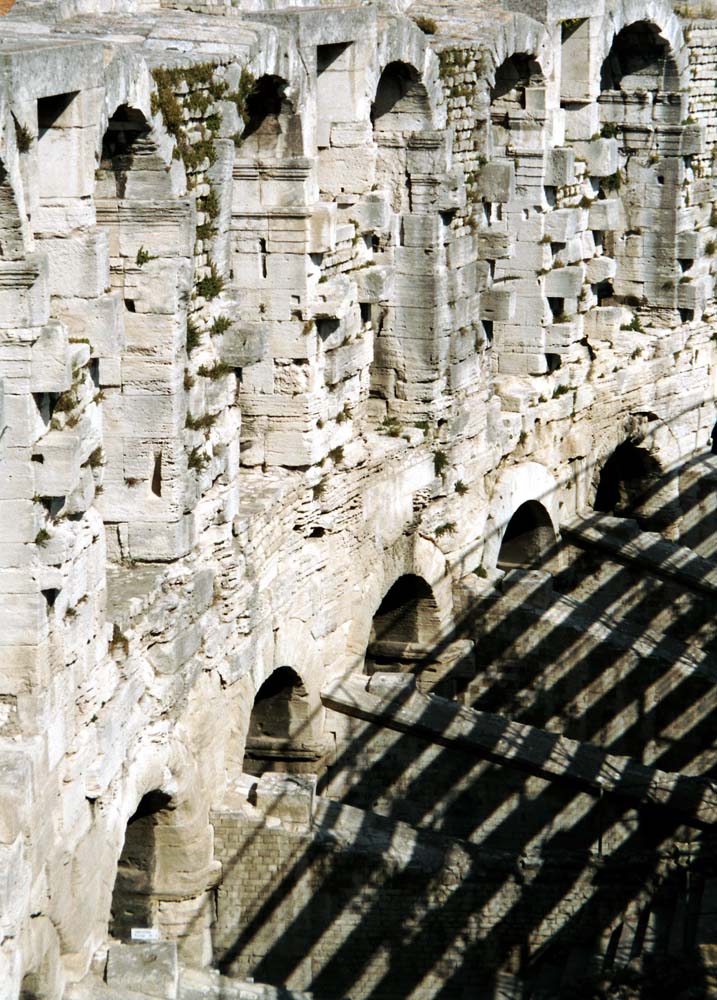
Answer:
[[3, 0, 717, 996]]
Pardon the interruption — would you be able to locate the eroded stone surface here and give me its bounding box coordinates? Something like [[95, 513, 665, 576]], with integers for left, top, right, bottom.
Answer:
[[2, 0, 717, 996]]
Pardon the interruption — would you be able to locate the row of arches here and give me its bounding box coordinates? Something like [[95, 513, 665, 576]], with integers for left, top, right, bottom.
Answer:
[[99, 432, 664, 972], [484, 11, 693, 377]]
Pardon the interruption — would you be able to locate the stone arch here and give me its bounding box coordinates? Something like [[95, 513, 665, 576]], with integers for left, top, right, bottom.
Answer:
[[367, 574, 441, 657], [593, 440, 663, 516], [16, 918, 60, 1000], [90, 99, 194, 561], [109, 788, 174, 941], [105, 752, 220, 964], [239, 74, 303, 160], [342, 534, 452, 678], [479, 42, 553, 371], [367, 57, 439, 416], [596, 10, 690, 315], [97, 103, 174, 201], [596, 1, 688, 83], [372, 61, 433, 133], [365, 571, 453, 695], [497, 499, 557, 569], [371, 59, 434, 216], [485, 463, 560, 569], [599, 21, 680, 92], [243, 666, 316, 776]]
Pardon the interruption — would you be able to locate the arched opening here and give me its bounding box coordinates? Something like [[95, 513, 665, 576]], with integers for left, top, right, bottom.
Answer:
[[20, 973, 41, 1000], [490, 52, 536, 111], [368, 62, 434, 417], [243, 667, 314, 776], [372, 62, 432, 133], [598, 22, 684, 314], [594, 442, 662, 516], [371, 61, 431, 215], [483, 53, 552, 373], [92, 105, 189, 558], [365, 573, 443, 684], [710, 421, 717, 456], [109, 789, 173, 941], [600, 22, 679, 93], [98, 105, 151, 200], [238, 75, 302, 159], [497, 501, 556, 569]]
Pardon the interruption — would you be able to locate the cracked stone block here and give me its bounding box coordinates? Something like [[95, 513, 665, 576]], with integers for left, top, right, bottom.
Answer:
[[106, 942, 178, 999]]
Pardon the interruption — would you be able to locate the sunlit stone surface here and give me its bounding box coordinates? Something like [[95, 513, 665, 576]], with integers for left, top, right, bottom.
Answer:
[[3, 0, 717, 996]]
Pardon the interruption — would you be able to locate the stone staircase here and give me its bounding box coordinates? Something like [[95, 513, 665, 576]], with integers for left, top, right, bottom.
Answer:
[[562, 512, 717, 598], [321, 673, 717, 827]]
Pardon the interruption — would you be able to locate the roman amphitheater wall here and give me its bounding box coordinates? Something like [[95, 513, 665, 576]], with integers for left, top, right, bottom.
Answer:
[[2, 0, 717, 996]]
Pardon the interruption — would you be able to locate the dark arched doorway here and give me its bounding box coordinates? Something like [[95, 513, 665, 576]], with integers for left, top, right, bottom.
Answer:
[[239, 75, 302, 159], [372, 61, 432, 133], [497, 501, 556, 569], [598, 21, 684, 315], [109, 790, 173, 941], [594, 442, 661, 516], [243, 667, 317, 775], [365, 574, 450, 692]]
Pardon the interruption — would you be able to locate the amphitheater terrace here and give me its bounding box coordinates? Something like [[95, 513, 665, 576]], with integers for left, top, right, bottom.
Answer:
[[4, 0, 717, 996]]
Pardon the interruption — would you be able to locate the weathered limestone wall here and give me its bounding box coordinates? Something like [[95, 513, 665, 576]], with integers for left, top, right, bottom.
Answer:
[[1, 0, 717, 997]]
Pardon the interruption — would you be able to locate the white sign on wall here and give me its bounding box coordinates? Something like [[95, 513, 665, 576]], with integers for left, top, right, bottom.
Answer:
[[131, 927, 160, 942]]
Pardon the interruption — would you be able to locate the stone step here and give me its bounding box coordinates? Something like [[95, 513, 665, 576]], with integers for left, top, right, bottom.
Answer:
[[322, 674, 717, 828], [562, 512, 717, 597]]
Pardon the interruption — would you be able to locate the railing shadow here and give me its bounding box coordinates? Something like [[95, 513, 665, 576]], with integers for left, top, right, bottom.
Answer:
[[202, 407, 717, 1000]]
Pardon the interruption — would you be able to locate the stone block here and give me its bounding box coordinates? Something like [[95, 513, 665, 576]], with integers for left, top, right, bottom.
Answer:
[[307, 203, 336, 253], [32, 430, 81, 498], [354, 193, 392, 235], [148, 627, 202, 675], [43, 230, 109, 299], [0, 253, 50, 329], [584, 306, 622, 344], [52, 292, 125, 357], [118, 200, 196, 259], [128, 514, 194, 562], [354, 265, 393, 303], [98, 356, 121, 387], [124, 258, 191, 316], [474, 227, 513, 260], [36, 126, 96, 200], [219, 323, 266, 368], [123, 313, 183, 360], [587, 197, 622, 232], [543, 208, 581, 243], [676, 230, 699, 258], [475, 161, 515, 204], [106, 942, 178, 1000], [480, 287, 515, 322], [678, 275, 712, 312], [254, 772, 316, 831], [30, 322, 71, 393], [575, 138, 619, 177], [585, 255, 617, 284], [0, 591, 47, 648], [318, 145, 376, 195], [544, 146, 577, 187], [544, 265, 584, 297]]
